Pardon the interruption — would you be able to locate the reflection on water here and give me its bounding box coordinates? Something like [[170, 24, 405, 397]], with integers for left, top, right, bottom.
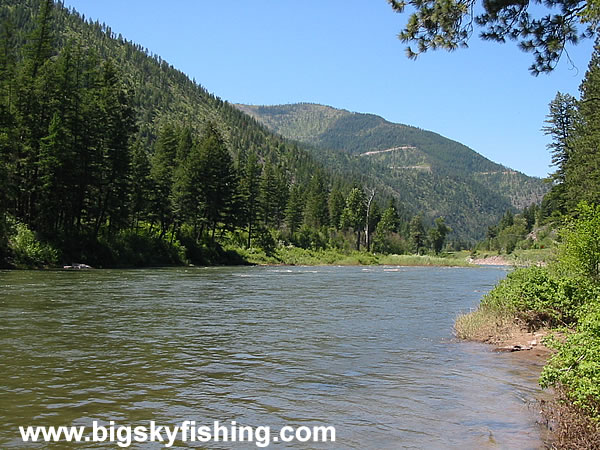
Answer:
[[0, 266, 548, 448]]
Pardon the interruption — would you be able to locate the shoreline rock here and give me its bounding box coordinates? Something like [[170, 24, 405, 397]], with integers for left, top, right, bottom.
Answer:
[[63, 263, 93, 270]]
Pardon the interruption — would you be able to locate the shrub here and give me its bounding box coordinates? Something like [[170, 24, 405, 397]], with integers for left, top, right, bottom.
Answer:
[[99, 225, 186, 267], [9, 222, 58, 267], [540, 302, 600, 419], [481, 266, 596, 328], [254, 227, 277, 255], [554, 202, 600, 280]]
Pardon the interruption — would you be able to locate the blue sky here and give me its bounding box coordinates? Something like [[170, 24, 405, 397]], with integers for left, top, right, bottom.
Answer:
[[62, 0, 595, 178]]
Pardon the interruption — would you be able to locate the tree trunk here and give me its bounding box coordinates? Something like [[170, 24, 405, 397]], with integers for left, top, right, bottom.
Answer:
[[365, 188, 376, 252], [247, 221, 252, 249]]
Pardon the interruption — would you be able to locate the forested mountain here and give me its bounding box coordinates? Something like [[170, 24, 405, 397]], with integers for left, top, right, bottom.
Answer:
[[237, 103, 547, 237], [0, 0, 361, 266], [0, 0, 546, 268]]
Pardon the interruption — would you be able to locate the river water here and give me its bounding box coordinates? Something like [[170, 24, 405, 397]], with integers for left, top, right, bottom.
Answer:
[[0, 266, 549, 448]]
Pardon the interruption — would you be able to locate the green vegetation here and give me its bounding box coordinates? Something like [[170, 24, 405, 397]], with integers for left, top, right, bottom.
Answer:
[[6, 221, 58, 268], [473, 205, 557, 255], [233, 245, 472, 267], [458, 202, 600, 433], [0, 0, 469, 268], [237, 103, 546, 242]]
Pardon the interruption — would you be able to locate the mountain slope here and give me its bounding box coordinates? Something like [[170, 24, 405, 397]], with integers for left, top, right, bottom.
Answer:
[[2, 0, 339, 194], [2, 1, 544, 244], [237, 103, 547, 239]]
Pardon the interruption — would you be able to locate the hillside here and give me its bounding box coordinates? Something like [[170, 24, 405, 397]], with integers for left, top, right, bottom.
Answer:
[[237, 103, 547, 238], [1, 0, 333, 189], [0, 0, 545, 266]]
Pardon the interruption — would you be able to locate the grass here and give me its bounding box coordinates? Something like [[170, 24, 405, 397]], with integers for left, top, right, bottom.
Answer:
[[454, 307, 515, 343], [231, 245, 474, 267], [378, 253, 472, 267]]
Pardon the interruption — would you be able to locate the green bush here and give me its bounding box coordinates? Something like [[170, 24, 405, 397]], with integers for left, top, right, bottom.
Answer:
[[554, 202, 600, 280], [9, 222, 58, 267], [481, 266, 596, 327], [254, 227, 277, 255], [541, 301, 600, 419], [99, 225, 186, 267]]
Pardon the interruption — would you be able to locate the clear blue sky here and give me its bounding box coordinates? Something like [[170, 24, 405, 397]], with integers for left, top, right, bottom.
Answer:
[[62, 0, 595, 178]]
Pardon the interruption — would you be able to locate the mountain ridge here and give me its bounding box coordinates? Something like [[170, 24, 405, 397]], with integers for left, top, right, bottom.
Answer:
[[235, 103, 547, 239], [236, 102, 528, 176]]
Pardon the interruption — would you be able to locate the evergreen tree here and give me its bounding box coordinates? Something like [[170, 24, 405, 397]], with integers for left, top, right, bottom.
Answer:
[[130, 140, 153, 229], [379, 202, 400, 234], [150, 124, 178, 235], [37, 112, 71, 234], [240, 149, 261, 248], [543, 92, 578, 215], [328, 187, 345, 230], [92, 60, 136, 235], [176, 126, 193, 165], [428, 217, 451, 254], [196, 123, 238, 239], [258, 160, 277, 227], [409, 214, 426, 254], [341, 187, 367, 250], [304, 174, 329, 229], [499, 210, 514, 229], [24, 0, 54, 79], [285, 184, 304, 235], [565, 43, 600, 211]]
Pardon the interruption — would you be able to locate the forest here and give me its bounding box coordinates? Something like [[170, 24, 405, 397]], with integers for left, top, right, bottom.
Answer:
[[0, 0, 462, 268], [238, 103, 547, 240]]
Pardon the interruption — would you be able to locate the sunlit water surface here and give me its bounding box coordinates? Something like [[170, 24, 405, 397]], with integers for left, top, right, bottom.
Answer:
[[0, 266, 550, 448]]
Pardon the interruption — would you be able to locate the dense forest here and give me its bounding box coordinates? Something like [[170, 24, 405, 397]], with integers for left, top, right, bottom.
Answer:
[[0, 0, 466, 268], [237, 103, 547, 238]]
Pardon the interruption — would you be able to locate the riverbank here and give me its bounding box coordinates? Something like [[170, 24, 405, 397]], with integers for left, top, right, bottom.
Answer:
[[236, 246, 474, 267], [455, 258, 600, 447], [2, 233, 475, 269], [455, 309, 552, 359], [469, 248, 555, 267], [455, 308, 600, 448]]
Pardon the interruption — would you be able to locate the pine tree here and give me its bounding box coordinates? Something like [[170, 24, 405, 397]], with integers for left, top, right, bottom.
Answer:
[[92, 60, 135, 235], [196, 123, 238, 239], [328, 187, 345, 230], [409, 214, 426, 254], [341, 187, 367, 250], [428, 217, 451, 254], [565, 43, 600, 211], [37, 112, 71, 234], [304, 174, 329, 229], [285, 184, 304, 235], [240, 149, 261, 248], [130, 140, 153, 229], [543, 92, 577, 215], [378, 203, 400, 234], [13, 0, 57, 225], [150, 124, 179, 235], [258, 160, 278, 228]]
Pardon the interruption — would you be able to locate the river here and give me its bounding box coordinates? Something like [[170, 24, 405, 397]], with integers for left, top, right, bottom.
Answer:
[[0, 266, 549, 448]]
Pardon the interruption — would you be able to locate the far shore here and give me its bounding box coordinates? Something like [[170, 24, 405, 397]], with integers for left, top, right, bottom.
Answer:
[[469, 255, 513, 266]]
